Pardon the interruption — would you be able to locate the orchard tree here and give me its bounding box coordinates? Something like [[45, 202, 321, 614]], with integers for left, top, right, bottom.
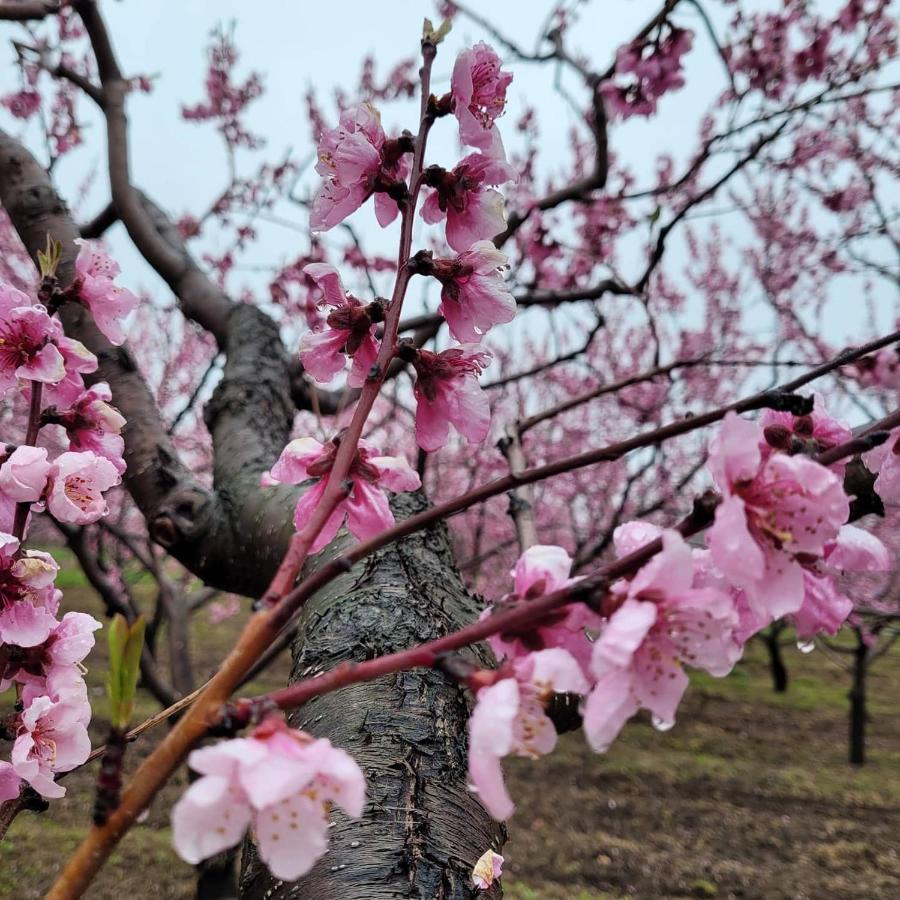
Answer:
[[0, 1, 898, 898]]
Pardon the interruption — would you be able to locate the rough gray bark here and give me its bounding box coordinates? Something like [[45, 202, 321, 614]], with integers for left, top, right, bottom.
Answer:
[[239, 494, 504, 900]]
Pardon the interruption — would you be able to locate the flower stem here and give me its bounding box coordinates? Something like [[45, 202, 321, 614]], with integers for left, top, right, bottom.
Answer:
[[12, 381, 43, 541]]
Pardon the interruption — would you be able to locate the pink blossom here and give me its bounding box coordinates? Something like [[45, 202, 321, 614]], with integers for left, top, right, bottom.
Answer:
[[612, 520, 662, 556], [269, 437, 420, 552], [472, 848, 504, 890], [452, 43, 513, 158], [73, 240, 139, 346], [421, 153, 515, 252], [1, 89, 40, 121], [601, 27, 693, 120], [412, 345, 491, 451], [299, 263, 381, 387], [851, 347, 900, 390], [12, 689, 92, 798], [862, 429, 900, 504], [46, 451, 120, 525], [792, 571, 854, 641], [51, 382, 127, 474], [0, 535, 60, 648], [789, 524, 891, 641], [0, 445, 50, 502], [760, 394, 852, 472], [207, 595, 240, 625], [706, 413, 849, 624], [431, 242, 516, 343], [584, 530, 739, 752], [0, 603, 58, 663], [0, 761, 20, 803], [468, 649, 588, 820], [487, 545, 599, 675], [310, 102, 411, 231], [172, 716, 365, 881], [0, 610, 101, 687], [41, 326, 99, 408], [0, 287, 66, 394], [824, 524, 890, 572]]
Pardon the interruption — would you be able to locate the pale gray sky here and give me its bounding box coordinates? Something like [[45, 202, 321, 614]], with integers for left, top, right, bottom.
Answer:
[[0, 1, 895, 352]]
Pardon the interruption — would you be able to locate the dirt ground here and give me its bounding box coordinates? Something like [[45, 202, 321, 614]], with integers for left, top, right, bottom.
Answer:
[[1, 581, 898, 899]]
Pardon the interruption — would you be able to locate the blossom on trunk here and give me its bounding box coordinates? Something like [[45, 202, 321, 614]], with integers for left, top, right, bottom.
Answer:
[[412, 345, 491, 451], [421, 153, 515, 251], [172, 716, 365, 881], [584, 530, 739, 753], [299, 263, 382, 387], [486, 545, 599, 675], [427, 242, 516, 343], [310, 102, 411, 231], [468, 649, 588, 820], [452, 43, 513, 159], [46, 451, 120, 525], [73, 240, 139, 346], [705, 413, 849, 623], [472, 848, 504, 890], [269, 436, 420, 552]]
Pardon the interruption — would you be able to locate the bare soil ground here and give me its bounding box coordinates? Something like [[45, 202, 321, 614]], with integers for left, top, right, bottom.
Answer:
[[2, 579, 898, 899]]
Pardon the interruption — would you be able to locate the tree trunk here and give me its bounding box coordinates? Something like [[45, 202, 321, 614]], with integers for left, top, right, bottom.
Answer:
[[849, 631, 868, 766], [763, 627, 788, 693], [239, 493, 504, 899]]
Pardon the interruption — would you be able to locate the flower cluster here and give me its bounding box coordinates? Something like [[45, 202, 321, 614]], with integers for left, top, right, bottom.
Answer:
[[464, 407, 886, 821], [172, 716, 365, 881], [0, 254, 132, 804], [310, 102, 412, 232], [267, 436, 420, 551], [174, 38, 521, 878], [0, 532, 99, 800], [297, 42, 517, 453], [601, 23, 693, 119]]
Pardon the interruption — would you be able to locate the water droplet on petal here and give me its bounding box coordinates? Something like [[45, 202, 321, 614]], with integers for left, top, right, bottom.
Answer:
[[797, 639, 815, 654], [651, 715, 674, 732]]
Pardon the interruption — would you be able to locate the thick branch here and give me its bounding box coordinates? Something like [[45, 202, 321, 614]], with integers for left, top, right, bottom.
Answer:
[[240, 495, 502, 899], [0, 0, 58, 21]]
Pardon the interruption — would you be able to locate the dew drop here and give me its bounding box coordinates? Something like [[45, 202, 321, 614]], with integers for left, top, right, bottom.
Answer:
[[797, 639, 815, 654], [350, 840, 361, 849], [651, 715, 674, 732]]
